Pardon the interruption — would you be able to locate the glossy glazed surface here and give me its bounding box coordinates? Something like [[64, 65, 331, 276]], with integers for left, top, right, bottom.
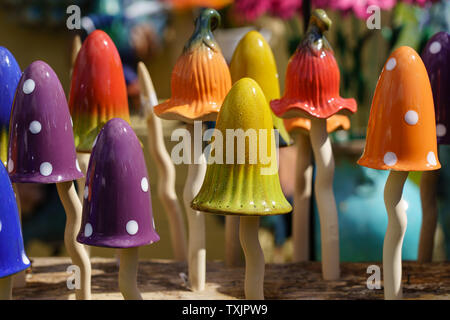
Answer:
[[0, 163, 31, 278], [230, 30, 291, 147], [358, 46, 441, 171], [0, 47, 21, 166], [191, 78, 292, 216], [284, 115, 350, 135], [422, 31, 450, 145], [270, 10, 357, 119], [8, 61, 84, 183], [69, 30, 130, 153], [77, 118, 159, 248], [154, 9, 231, 123]]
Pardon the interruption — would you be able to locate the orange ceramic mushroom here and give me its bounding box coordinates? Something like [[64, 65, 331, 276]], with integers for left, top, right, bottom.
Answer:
[[358, 46, 440, 300], [154, 9, 231, 123]]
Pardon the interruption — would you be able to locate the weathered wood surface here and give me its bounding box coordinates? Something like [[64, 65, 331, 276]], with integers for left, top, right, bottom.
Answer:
[[12, 257, 450, 300]]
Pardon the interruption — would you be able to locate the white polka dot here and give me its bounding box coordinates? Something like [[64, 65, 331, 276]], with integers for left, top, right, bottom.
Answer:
[[29, 120, 42, 134], [404, 110, 419, 125], [437, 124, 446, 137], [84, 223, 93, 237], [40, 162, 53, 176], [76, 160, 81, 172], [22, 252, 30, 265], [84, 186, 89, 199], [427, 151, 437, 166], [8, 159, 14, 173], [0, 220, 2, 232], [23, 79, 35, 94], [429, 41, 442, 54], [386, 58, 397, 71], [141, 177, 149, 192], [383, 152, 398, 166], [126, 220, 139, 235]]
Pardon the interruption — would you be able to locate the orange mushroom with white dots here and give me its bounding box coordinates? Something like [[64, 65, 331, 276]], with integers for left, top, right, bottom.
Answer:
[[358, 46, 440, 300]]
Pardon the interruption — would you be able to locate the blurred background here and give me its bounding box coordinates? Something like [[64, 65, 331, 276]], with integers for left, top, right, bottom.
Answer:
[[1, 0, 449, 263]]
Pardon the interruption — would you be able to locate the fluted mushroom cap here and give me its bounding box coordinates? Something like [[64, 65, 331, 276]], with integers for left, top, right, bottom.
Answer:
[[270, 9, 357, 120], [358, 46, 440, 171], [230, 30, 291, 147], [0, 47, 21, 166], [191, 78, 292, 216], [69, 30, 130, 153], [8, 61, 83, 183], [422, 31, 450, 145], [154, 9, 231, 123], [77, 118, 159, 248], [0, 163, 30, 278]]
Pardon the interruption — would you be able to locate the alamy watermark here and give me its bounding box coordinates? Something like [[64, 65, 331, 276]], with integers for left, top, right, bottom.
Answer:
[[366, 5, 381, 30]]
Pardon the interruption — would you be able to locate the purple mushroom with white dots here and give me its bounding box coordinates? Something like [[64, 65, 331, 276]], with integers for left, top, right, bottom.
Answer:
[[7, 60, 91, 300], [77, 118, 159, 300]]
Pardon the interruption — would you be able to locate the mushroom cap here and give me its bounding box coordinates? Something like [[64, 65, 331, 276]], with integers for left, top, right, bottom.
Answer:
[[154, 9, 231, 123], [0, 47, 21, 166], [77, 118, 159, 248], [168, 0, 232, 10], [191, 78, 292, 216], [230, 30, 291, 147], [422, 31, 450, 145], [358, 46, 441, 171], [270, 10, 356, 120], [0, 163, 30, 278], [8, 61, 84, 183], [284, 115, 351, 135], [69, 30, 130, 153]]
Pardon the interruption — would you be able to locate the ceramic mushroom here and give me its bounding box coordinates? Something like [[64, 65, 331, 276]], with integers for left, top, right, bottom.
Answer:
[[270, 9, 357, 279], [284, 115, 350, 262], [192, 78, 292, 299], [137, 62, 187, 262], [77, 118, 160, 300], [154, 8, 231, 291], [8, 60, 91, 300], [69, 30, 131, 203], [0, 163, 30, 300], [358, 46, 440, 299], [418, 31, 450, 262]]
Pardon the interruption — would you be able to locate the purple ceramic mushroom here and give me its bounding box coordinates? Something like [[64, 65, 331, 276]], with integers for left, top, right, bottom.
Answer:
[[8, 60, 83, 183], [77, 118, 159, 248], [422, 31, 450, 144], [7, 60, 91, 300]]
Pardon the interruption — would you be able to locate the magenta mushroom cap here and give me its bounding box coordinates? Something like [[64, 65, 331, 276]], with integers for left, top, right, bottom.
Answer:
[[77, 118, 159, 248], [8, 61, 83, 183]]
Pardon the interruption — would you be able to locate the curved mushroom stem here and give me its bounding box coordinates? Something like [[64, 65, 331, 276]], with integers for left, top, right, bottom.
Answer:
[[70, 35, 82, 77], [56, 181, 91, 300], [11, 184, 27, 288], [240, 216, 264, 300], [309, 118, 340, 280], [383, 170, 408, 300], [0, 277, 12, 300], [138, 62, 187, 261], [292, 132, 313, 262], [183, 123, 206, 291], [75, 152, 92, 257], [225, 216, 244, 267], [418, 169, 439, 262], [119, 247, 143, 300]]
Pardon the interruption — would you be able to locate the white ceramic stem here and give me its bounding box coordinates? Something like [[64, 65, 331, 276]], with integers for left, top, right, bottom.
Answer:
[[138, 62, 187, 261], [383, 170, 408, 300], [56, 180, 91, 300], [0, 277, 12, 300], [240, 216, 264, 300], [11, 183, 26, 288], [119, 247, 143, 300], [309, 118, 340, 280], [183, 123, 206, 291], [418, 170, 439, 262], [225, 216, 243, 267], [292, 133, 313, 262], [75, 152, 91, 258]]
